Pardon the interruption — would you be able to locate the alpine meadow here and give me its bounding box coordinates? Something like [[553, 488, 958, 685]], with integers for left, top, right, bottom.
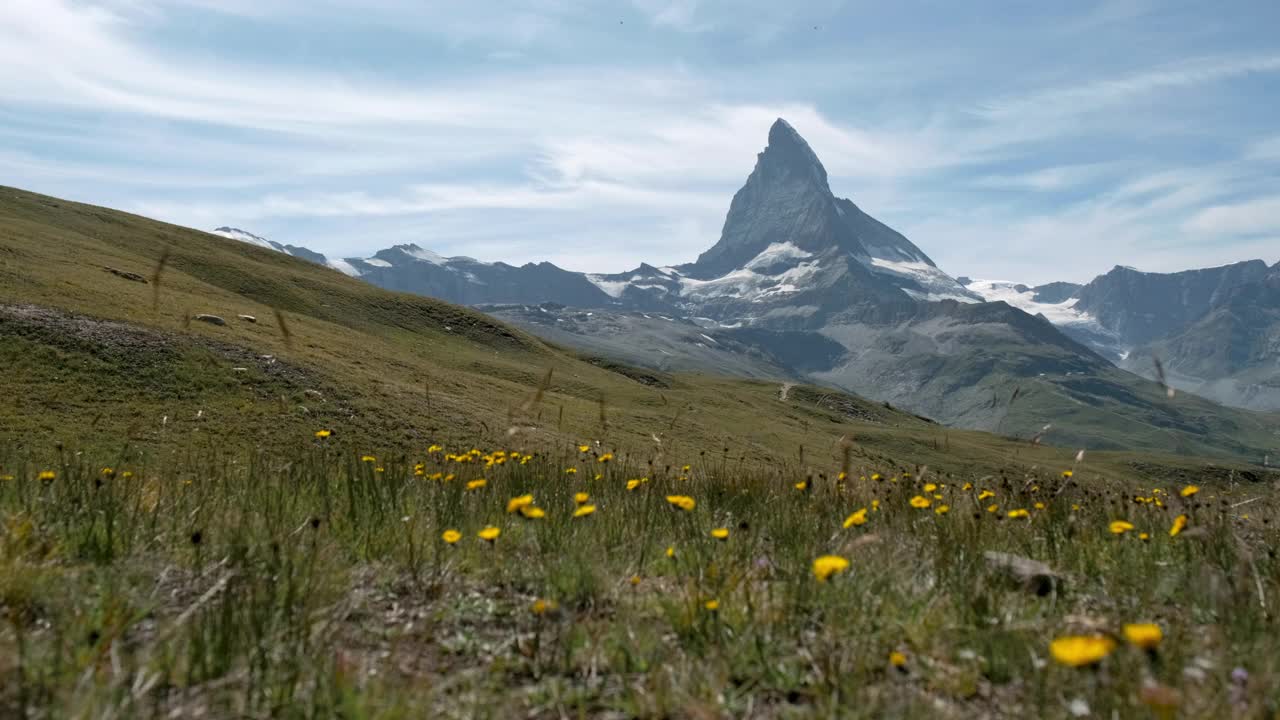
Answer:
[[3, 2, 1280, 719]]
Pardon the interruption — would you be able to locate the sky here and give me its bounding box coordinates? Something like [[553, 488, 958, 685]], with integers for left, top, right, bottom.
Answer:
[[2, 0, 1279, 284]]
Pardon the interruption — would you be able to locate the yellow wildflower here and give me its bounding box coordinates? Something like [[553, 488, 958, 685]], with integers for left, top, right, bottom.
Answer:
[[572, 504, 596, 518], [578, 444, 590, 453], [665, 495, 696, 511], [843, 508, 868, 528], [506, 494, 534, 513], [710, 528, 730, 540], [962, 482, 973, 491], [38, 470, 55, 481], [441, 529, 462, 544], [360, 455, 376, 463], [704, 599, 720, 611], [1169, 514, 1187, 537], [597, 453, 613, 463], [574, 492, 589, 504], [1110, 520, 1135, 535], [1050, 635, 1116, 667], [666, 545, 675, 558], [565, 467, 578, 475], [626, 479, 642, 491], [935, 505, 950, 515], [478, 526, 501, 542], [1180, 485, 1199, 498], [909, 495, 931, 509], [923, 483, 938, 492], [987, 504, 999, 513], [531, 598, 558, 616], [978, 490, 995, 500], [1123, 623, 1162, 650], [889, 651, 908, 668], [812, 555, 851, 582], [1034, 502, 1046, 510], [519, 506, 546, 519], [1007, 509, 1030, 519], [465, 478, 487, 491]]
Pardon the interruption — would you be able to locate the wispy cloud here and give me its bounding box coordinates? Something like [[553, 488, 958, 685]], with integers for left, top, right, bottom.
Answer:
[[3, 0, 1279, 279]]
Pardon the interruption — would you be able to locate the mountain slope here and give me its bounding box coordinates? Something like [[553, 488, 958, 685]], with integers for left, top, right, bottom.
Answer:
[[9, 183, 1205, 482], [969, 261, 1280, 411]]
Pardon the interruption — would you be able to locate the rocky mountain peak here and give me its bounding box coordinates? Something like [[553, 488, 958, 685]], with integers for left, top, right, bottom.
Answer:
[[757, 118, 830, 190]]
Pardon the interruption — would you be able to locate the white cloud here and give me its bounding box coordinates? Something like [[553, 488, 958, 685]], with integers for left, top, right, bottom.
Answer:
[[1184, 196, 1280, 237]]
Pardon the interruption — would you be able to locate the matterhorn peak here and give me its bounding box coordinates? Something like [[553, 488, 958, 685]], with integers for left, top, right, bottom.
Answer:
[[756, 118, 829, 190]]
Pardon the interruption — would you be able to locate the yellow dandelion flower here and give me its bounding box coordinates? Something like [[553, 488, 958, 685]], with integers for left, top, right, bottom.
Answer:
[[1180, 485, 1199, 498], [871, 499, 880, 511], [1007, 508, 1030, 519], [962, 482, 974, 491], [843, 508, 868, 528], [682, 464, 691, 472], [703, 599, 720, 612], [987, 504, 999, 513], [812, 555, 850, 582], [465, 478, 487, 491], [360, 455, 376, 463], [1050, 635, 1116, 667], [626, 479, 642, 491], [38, 470, 55, 481], [519, 505, 546, 519], [837, 471, 848, 481], [1169, 514, 1187, 537], [1110, 520, 1135, 535], [889, 651, 908, 668], [710, 528, 730, 540], [1072, 503, 1081, 511], [597, 453, 613, 463], [666, 545, 675, 558], [565, 467, 578, 475], [314, 430, 331, 439], [978, 490, 995, 500], [923, 482, 938, 492], [935, 505, 950, 515], [1062, 470, 1073, 478], [1034, 502, 1046, 510], [573, 504, 597, 518], [1139, 532, 1150, 541], [443, 474, 456, 482], [441, 529, 462, 544], [506, 494, 534, 513], [427, 444, 442, 453], [909, 495, 931, 509], [1123, 623, 1162, 650], [871, 473, 882, 481], [478, 526, 501, 542], [574, 492, 589, 504], [100, 467, 115, 477], [794, 481, 808, 491], [665, 495, 696, 511], [531, 598, 558, 616], [578, 444, 590, 453]]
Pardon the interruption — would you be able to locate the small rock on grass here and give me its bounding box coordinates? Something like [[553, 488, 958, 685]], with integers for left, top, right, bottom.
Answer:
[[983, 551, 1064, 596]]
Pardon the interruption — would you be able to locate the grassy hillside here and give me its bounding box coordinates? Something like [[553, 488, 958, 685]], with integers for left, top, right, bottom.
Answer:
[[2, 187, 1279, 718], [5, 185, 1269, 483]]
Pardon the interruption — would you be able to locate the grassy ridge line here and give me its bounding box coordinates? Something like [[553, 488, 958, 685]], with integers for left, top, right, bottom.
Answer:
[[0, 185, 1272, 484]]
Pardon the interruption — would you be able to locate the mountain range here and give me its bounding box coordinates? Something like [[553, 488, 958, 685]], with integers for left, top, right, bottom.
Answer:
[[211, 119, 1280, 457]]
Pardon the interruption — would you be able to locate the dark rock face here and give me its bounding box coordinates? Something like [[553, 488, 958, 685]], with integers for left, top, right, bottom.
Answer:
[[1073, 261, 1271, 346], [1030, 281, 1082, 304]]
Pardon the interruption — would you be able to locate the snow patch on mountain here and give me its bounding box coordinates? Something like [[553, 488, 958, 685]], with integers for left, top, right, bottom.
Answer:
[[212, 227, 279, 251], [964, 279, 1096, 324], [744, 242, 812, 270], [327, 259, 362, 277], [585, 276, 632, 298]]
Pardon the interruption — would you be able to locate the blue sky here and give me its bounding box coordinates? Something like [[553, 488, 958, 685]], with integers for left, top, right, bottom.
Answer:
[[2, 0, 1279, 284]]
